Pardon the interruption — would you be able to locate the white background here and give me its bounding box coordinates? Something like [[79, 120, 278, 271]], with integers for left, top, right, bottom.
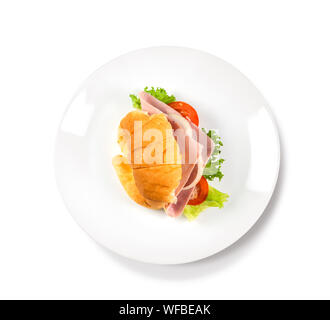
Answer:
[[0, 0, 329, 300]]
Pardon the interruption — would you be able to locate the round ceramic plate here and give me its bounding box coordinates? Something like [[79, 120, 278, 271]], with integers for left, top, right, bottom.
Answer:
[[55, 47, 280, 264]]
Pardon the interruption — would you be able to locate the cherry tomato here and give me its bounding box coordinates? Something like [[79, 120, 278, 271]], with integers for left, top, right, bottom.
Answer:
[[168, 101, 199, 126], [188, 176, 209, 205]]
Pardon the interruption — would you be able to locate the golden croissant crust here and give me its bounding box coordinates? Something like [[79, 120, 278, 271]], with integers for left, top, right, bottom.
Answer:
[[112, 155, 164, 209], [113, 110, 182, 207]]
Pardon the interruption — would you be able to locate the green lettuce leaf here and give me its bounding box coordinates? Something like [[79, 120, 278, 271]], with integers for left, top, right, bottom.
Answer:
[[129, 94, 141, 109], [183, 186, 229, 221], [202, 128, 225, 182], [129, 87, 176, 109]]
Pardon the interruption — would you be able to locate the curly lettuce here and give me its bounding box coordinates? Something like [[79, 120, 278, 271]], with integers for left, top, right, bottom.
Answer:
[[202, 128, 225, 182], [183, 186, 229, 221]]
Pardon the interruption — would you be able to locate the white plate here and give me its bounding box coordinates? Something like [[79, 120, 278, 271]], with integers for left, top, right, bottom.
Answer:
[[55, 47, 280, 264]]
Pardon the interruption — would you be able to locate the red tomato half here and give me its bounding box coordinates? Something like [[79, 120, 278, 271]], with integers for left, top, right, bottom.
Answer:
[[168, 101, 199, 126], [188, 176, 209, 206]]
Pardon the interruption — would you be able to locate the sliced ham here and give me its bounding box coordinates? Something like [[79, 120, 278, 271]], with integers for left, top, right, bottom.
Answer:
[[139, 92, 215, 217], [140, 91, 182, 116], [139, 91, 214, 162], [167, 113, 193, 138], [138, 96, 163, 115], [165, 187, 195, 218], [182, 158, 204, 190], [173, 136, 197, 193]]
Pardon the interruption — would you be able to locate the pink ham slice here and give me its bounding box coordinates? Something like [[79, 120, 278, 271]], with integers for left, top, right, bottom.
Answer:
[[183, 157, 204, 190], [174, 136, 198, 193], [139, 91, 214, 162], [139, 92, 214, 217], [165, 187, 195, 218]]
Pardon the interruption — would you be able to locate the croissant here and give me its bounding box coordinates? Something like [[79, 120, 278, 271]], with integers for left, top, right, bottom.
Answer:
[[112, 155, 164, 209], [113, 110, 182, 208]]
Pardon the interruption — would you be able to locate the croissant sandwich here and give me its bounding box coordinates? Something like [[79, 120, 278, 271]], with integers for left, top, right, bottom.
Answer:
[[113, 89, 227, 219]]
